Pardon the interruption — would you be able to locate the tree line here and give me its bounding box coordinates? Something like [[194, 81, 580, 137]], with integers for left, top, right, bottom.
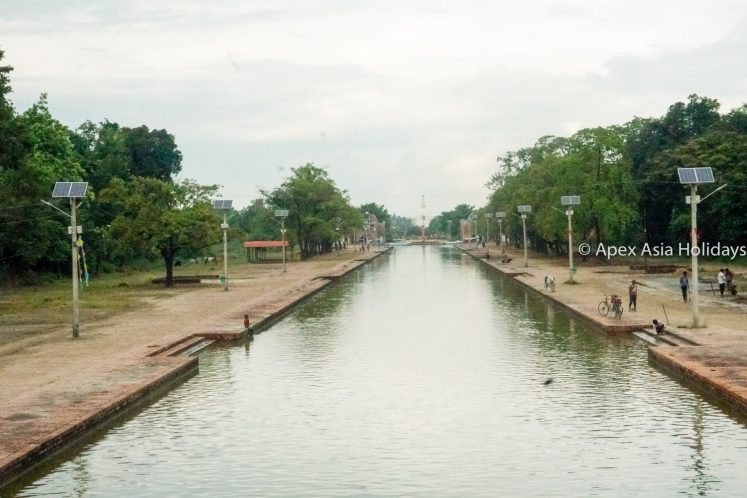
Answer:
[[0, 50, 406, 286], [431, 95, 747, 255]]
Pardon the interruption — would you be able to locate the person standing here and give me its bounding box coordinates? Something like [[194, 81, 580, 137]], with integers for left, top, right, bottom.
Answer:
[[717, 269, 727, 297], [726, 268, 734, 295], [680, 271, 689, 303], [628, 280, 638, 311]]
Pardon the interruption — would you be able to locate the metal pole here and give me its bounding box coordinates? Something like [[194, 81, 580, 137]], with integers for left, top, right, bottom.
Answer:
[[282, 219, 287, 272], [499, 220, 504, 256], [567, 208, 574, 283], [222, 211, 228, 291], [691, 184, 700, 327], [522, 214, 528, 267], [486, 218, 490, 255], [70, 199, 79, 338]]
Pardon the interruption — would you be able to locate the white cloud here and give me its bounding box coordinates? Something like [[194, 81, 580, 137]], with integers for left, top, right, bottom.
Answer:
[[2, 0, 747, 216]]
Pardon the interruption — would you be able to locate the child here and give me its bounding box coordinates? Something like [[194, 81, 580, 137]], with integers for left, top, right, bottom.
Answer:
[[653, 319, 665, 335]]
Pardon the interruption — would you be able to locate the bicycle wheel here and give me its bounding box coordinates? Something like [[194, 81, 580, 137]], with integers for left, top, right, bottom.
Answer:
[[598, 301, 610, 316]]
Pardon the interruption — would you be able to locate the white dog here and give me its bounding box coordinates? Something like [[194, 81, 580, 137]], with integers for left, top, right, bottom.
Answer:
[[544, 274, 555, 292]]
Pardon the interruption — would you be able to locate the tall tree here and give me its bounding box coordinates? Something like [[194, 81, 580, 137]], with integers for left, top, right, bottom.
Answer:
[[266, 163, 359, 259], [123, 125, 182, 180], [100, 177, 220, 286]]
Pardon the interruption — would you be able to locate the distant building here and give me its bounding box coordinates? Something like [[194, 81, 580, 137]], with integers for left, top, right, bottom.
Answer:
[[353, 214, 386, 244], [460, 219, 476, 241]]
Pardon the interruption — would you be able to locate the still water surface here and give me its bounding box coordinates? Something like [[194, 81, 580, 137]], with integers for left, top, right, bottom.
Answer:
[[12, 246, 747, 496]]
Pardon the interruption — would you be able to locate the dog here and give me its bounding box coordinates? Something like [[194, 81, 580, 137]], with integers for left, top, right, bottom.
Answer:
[[544, 274, 555, 292]]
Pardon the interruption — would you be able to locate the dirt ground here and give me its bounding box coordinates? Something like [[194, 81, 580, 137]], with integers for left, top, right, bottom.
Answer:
[[0, 247, 372, 401]]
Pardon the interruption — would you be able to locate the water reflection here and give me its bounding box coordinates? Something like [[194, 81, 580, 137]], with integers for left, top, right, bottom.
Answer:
[[10, 246, 747, 497]]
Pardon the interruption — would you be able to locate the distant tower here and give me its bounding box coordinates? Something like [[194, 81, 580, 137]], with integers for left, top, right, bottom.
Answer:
[[420, 194, 426, 241]]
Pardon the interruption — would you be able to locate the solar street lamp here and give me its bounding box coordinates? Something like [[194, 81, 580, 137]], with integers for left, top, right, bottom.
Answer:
[[517, 205, 532, 267], [561, 196, 581, 283], [51, 182, 88, 338], [275, 209, 289, 272], [467, 212, 477, 247], [213, 199, 233, 291], [495, 212, 506, 257], [677, 167, 715, 328], [484, 212, 493, 256]]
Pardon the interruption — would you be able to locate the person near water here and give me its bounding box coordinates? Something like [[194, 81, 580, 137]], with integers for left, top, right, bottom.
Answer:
[[628, 280, 638, 311], [653, 319, 665, 335], [679, 271, 689, 302]]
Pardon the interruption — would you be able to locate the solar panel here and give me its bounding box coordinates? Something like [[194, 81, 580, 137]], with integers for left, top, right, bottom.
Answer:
[[561, 195, 581, 206], [52, 182, 88, 198], [517, 205, 532, 213], [495, 212, 506, 218], [69, 183, 87, 198], [212, 199, 233, 210], [695, 167, 715, 183], [274, 209, 289, 217], [484, 212, 493, 218], [678, 167, 714, 184]]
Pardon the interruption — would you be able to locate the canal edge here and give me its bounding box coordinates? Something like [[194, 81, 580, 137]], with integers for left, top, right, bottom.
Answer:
[[0, 248, 391, 489], [460, 247, 747, 424]]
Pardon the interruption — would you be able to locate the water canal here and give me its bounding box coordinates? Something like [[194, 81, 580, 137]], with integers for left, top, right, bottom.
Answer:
[[10, 246, 747, 496]]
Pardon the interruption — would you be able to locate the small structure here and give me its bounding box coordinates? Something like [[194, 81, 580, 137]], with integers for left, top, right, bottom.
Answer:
[[459, 219, 475, 242], [243, 240, 289, 263]]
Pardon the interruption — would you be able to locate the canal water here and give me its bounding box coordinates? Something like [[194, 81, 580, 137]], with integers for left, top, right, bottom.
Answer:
[[10, 246, 747, 497]]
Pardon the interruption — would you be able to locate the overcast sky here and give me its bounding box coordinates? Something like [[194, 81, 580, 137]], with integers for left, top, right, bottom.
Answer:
[[2, 0, 747, 219]]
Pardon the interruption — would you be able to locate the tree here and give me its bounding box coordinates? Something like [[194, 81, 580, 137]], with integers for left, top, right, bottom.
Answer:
[[389, 214, 415, 240], [265, 163, 359, 259], [359, 202, 391, 240], [429, 204, 473, 240], [123, 125, 182, 180], [100, 177, 220, 286], [233, 198, 278, 241], [0, 94, 84, 280]]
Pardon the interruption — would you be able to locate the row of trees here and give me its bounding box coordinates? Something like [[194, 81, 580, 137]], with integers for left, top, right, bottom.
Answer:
[[0, 49, 407, 286], [482, 95, 747, 255]]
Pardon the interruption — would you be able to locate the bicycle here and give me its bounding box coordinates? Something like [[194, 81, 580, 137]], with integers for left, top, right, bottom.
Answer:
[[598, 294, 624, 319]]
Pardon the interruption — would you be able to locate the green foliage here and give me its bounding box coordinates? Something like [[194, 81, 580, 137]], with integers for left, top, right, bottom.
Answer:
[[429, 204, 473, 239], [100, 177, 220, 286], [265, 163, 359, 259], [389, 214, 416, 239]]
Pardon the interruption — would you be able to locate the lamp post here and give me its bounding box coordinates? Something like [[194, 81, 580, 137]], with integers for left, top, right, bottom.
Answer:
[[517, 205, 532, 267], [496, 212, 506, 257], [561, 196, 581, 283], [50, 182, 88, 338], [275, 209, 289, 272], [213, 199, 233, 291], [484, 212, 493, 256], [677, 167, 722, 328]]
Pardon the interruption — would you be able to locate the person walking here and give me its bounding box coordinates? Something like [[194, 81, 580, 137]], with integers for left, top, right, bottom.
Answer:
[[718, 269, 727, 297], [680, 271, 689, 303], [628, 280, 638, 311]]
